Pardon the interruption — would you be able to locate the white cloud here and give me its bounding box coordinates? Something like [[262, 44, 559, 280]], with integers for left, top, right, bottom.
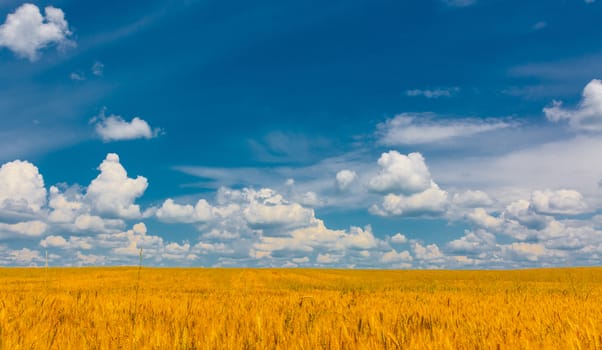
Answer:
[[501, 242, 549, 262], [430, 135, 602, 209], [92, 110, 159, 142], [40, 235, 92, 250], [369, 151, 432, 194], [316, 253, 339, 264], [0, 220, 47, 237], [40, 235, 67, 248], [502, 199, 550, 231], [243, 188, 314, 230], [74, 214, 124, 233], [0, 160, 46, 213], [70, 72, 85, 81], [292, 256, 310, 264], [381, 249, 412, 263], [530, 189, 589, 215], [75, 251, 106, 266], [2, 149, 600, 268], [193, 241, 230, 254], [0, 3, 73, 61], [297, 191, 322, 207], [467, 208, 503, 230], [412, 242, 444, 261], [452, 190, 494, 208], [341, 225, 378, 250], [390, 233, 408, 244], [486, 189, 589, 232], [48, 185, 83, 223], [253, 219, 379, 254], [377, 114, 512, 145], [544, 79, 602, 131], [406, 87, 459, 98], [7, 248, 43, 265], [85, 153, 148, 219], [368, 151, 448, 217], [156, 199, 198, 223], [92, 61, 104, 76], [371, 182, 448, 217], [157, 188, 314, 233], [109, 223, 158, 256], [336, 169, 357, 191], [163, 242, 191, 260], [446, 229, 496, 255]]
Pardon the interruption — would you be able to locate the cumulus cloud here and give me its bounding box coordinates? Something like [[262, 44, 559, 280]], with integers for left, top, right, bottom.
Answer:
[[406, 87, 459, 98], [47, 185, 83, 223], [75, 251, 106, 266], [0, 220, 47, 237], [2, 150, 600, 268], [381, 249, 412, 263], [390, 233, 408, 244], [157, 188, 315, 232], [155, 186, 381, 265], [452, 190, 494, 208], [412, 242, 444, 261], [501, 242, 551, 262], [0, 3, 73, 61], [92, 110, 160, 142], [446, 229, 496, 255], [368, 151, 448, 217], [6, 248, 44, 265], [85, 153, 148, 219], [34, 222, 204, 266], [369, 151, 432, 194], [502, 199, 550, 231], [377, 114, 512, 145], [253, 219, 378, 255], [156, 199, 203, 223], [544, 79, 602, 131], [40, 235, 67, 248], [530, 189, 589, 215], [0, 160, 46, 214], [243, 189, 315, 230], [40, 235, 92, 250], [336, 169, 357, 191], [74, 214, 124, 233], [316, 253, 340, 264], [466, 208, 503, 230], [371, 183, 448, 217], [456, 187, 600, 257], [297, 191, 322, 207], [106, 223, 159, 256]]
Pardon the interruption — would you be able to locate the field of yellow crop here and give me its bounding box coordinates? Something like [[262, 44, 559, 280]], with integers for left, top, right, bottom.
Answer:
[[0, 267, 601, 349]]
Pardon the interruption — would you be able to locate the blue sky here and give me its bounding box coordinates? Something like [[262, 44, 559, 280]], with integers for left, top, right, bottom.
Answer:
[[1, 0, 602, 268]]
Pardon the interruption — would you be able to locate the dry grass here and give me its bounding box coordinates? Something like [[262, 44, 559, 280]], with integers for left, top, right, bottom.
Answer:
[[0, 267, 601, 349]]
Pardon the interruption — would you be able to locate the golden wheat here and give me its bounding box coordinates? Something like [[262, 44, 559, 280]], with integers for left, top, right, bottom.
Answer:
[[0, 267, 600, 349]]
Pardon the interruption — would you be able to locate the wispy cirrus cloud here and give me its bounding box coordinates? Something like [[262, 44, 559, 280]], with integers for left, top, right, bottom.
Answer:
[[406, 87, 459, 98], [377, 113, 513, 146]]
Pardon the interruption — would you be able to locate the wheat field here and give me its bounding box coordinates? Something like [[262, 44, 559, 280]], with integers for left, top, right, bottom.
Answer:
[[0, 267, 600, 349]]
